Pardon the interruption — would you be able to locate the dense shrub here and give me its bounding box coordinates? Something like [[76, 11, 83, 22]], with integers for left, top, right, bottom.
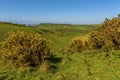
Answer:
[[70, 36, 90, 52], [70, 15, 120, 52], [2, 31, 52, 68], [70, 37, 84, 52], [89, 15, 120, 51]]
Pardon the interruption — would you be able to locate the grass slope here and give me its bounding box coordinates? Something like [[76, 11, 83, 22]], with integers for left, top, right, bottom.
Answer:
[[35, 24, 96, 52], [1, 23, 120, 80], [0, 23, 95, 52], [1, 51, 120, 80]]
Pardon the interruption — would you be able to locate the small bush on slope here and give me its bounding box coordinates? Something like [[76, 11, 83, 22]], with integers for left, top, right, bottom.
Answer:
[[70, 36, 90, 52], [1, 31, 52, 68]]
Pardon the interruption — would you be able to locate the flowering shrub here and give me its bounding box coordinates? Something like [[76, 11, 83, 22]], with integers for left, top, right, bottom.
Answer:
[[89, 15, 120, 51], [2, 31, 52, 68]]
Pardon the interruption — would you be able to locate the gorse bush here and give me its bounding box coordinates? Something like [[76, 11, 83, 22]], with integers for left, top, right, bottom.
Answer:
[[70, 37, 84, 52], [89, 15, 120, 51], [70, 36, 90, 52], [2, 31, 52, 68], [70, 14, 120, 52]]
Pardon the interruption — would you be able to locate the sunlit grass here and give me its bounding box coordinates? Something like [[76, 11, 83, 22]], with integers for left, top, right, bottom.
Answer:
[[1, 23, 120, 80]]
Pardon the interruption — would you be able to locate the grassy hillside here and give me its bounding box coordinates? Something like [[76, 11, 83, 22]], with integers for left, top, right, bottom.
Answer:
[[35, 24, 96, 52], [1, 51, 120, 80], [1, 23, 120, 80], [0, 23, 96, 52]]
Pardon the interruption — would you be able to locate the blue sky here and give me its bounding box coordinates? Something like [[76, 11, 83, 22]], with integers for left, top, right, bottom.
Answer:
[[0, 0, 120, 24]]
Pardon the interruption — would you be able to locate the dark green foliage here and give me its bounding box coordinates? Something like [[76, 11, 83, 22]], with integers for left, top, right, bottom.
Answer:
[[1, 31, 52, 68], [0, 21, 31, 27]]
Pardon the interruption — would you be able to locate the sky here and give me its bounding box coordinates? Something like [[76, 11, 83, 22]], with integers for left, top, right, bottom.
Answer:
[[0, 0, 120, 24]]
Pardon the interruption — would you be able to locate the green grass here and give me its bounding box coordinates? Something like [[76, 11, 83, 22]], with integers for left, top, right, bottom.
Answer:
[[1, 51, 120, 80], [1, 23, 120, 80], [35, 24, 96, 52], [0, 24, 37, 42]]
